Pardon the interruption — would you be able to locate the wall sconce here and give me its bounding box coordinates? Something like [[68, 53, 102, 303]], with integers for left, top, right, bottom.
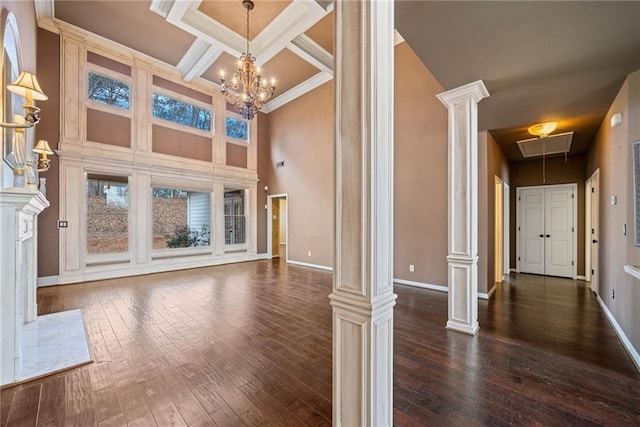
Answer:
[[0, 71, 48, 128], [33, 140, 53, 172]]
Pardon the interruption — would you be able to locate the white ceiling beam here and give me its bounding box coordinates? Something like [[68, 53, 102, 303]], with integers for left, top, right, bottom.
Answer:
[[287, 34, 333, 74], [149, 0, 174, 18], [253, 0, 328, 65], [394, 29, 405, 46], [262, 71, 332, 113], [177, 39, 224, 82], [182, 8, 245, 57]]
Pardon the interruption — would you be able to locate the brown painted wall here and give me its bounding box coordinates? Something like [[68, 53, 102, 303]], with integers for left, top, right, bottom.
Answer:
[[37, 29, 60, 277], [86, 108, 131, 147], [256, 112, 270, 254], [226, 142, 247, 168], [257, 43, 451, 285], [259, 81, 335, 267], [87, 51, 131, 76], [478, 131, 509, 294], [152, 125, 212, 161], [587, 69, 640, 353], [393, 43, 448, 286], [153, 76, 212, 104], [509, 155, 587, 276]]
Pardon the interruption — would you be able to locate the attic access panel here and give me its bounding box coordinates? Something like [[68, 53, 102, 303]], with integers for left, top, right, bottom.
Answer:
[[517, 132, 574, 158]]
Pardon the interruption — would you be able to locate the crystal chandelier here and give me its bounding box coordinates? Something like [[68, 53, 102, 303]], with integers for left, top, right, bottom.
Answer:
[[220, 0, 275, 120]]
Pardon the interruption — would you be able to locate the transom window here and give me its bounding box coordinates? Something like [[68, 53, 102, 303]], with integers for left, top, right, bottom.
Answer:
[[87, 72, 130, 110], [152, 92, 212, 131], [226, 116, 249, 142]]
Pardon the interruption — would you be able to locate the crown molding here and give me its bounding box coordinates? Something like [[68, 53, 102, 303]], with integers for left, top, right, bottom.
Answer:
[[262, 71, 332, 113]]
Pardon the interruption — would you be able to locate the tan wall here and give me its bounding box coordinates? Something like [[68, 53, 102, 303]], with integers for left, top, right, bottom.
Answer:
[[587, 69, 640, 353], [226, 142, 247, 168], [478, 131, 509, 294], [393, 43, 448, 286], [257, 43, 451, 283], [36, 29, 61, 277], [509, 154, 587, 276], [86, 108, 131, 147], [258, 81, 334, 267], [152, 125, 212, 161]]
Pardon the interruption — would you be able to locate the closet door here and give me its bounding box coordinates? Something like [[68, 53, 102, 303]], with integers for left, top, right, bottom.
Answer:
[[518, 187, 545, 275], [544, 185, 574, 278]]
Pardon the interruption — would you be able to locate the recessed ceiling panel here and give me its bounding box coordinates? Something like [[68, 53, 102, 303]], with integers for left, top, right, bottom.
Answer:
[[55, 1, 196, 66], [259, 49, 321, 95], [198, 0, 292, 40], [517, 132, 574, 158], [305, 11, 333, 54], [203, 52, 244, 83]]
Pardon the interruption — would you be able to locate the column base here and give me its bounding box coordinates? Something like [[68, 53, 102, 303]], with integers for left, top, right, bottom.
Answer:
[[446, 320, 479, 336]]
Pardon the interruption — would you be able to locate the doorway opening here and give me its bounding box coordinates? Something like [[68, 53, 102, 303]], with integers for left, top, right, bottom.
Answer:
[[494, 176, 504, 283], [267, 194, 288, 260], [585, 169, 600, 295]]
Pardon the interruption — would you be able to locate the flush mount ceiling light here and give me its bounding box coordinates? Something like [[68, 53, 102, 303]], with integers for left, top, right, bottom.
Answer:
[[219, 0, 276, 120], [527, 121, 558, 138]]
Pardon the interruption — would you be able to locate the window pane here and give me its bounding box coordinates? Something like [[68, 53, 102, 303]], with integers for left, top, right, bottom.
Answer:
[[152, 187, 211, 249], [226, 116, 248, 141], [86, 176, 129, 254], [87, 72, 130, 110], [152, 93, 211, 131], [224, 190, 245, 245]]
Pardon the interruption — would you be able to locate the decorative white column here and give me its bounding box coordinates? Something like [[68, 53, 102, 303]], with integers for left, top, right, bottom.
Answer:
[[212, 181, 226, 262], [330, 1, 396, 426], [437, 81, 490, 335]]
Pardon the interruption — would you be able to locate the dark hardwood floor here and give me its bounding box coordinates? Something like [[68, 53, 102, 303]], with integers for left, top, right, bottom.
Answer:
[[2, 260, 639, 426]]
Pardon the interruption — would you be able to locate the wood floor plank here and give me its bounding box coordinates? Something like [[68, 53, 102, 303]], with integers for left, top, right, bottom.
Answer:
[[2, 261, 639, 426]]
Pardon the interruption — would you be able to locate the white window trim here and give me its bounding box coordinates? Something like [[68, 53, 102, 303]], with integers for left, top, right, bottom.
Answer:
[[151, 86, 214, 138], [86, 65, 133, 118]]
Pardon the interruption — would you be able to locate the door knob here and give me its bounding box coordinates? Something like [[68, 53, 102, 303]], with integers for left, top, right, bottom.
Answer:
[[546, 234, 551, 238], [539, 234, 544, 238], [593, 239, 598, 243]]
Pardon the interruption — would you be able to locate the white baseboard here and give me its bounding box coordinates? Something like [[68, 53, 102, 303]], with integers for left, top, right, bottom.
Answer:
[[393, 278, 448, 293], [287, 260, 333, 271], [509, 268, 517, 273], [596, 294, 640, 373], [479, 284, 496, 300], [37, 276, 59, 287], [256, 253, 269, 260], [577, 275, 586, 281]]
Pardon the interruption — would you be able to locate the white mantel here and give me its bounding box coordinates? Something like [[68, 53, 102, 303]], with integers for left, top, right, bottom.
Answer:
[[0, 187, 49, 385]]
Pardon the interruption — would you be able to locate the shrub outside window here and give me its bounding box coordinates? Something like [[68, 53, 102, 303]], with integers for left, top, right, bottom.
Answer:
[[152, 93, 212, 131], [87, 72, 130, 110], [226, 116, 248, 141], [152, 187, 211, 249]]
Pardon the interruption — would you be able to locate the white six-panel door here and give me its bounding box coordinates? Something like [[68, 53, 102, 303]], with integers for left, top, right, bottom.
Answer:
[[517, 184, 576, 278]]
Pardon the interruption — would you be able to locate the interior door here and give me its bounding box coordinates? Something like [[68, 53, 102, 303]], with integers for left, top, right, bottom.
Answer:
[[544, 185, 574, 277], [518, 188, 545, 275], [272, 198, 280, 257]]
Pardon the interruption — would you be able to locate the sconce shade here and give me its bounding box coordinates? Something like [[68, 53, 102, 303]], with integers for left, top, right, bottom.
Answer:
[[33, 139, 53, 154], [7, 72, 48, 101]]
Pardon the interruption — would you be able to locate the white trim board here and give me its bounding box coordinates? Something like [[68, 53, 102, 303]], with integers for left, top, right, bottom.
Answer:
[[286, 260, 333, 271], [596, 295, 640, 373], [256, 253, 268, 260], [393, 278, 496, 300], [37, 276, 59, 287]]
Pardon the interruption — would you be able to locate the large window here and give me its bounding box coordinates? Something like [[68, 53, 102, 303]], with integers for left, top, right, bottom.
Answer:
[[152, 93, 211, 131], [152, 187, 211, 249], [86, 175, 129, 254], [87, 72, 130, 110], [226, 116, 248, 141], [224, 190, 246, 245]]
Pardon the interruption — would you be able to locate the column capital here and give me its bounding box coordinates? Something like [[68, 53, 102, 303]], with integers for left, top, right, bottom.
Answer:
[[437, 80, 490, 107]]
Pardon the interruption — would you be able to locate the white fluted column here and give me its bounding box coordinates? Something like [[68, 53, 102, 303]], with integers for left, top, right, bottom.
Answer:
[[330, 1, 396, 425], [437, 81, 490, 335]]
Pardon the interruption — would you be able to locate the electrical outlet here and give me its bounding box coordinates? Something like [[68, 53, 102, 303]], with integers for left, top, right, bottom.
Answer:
[[308, 251, 312, 257], [57, 220, 68, 228], [409, 264, 415, 273], [612, 289, 615, 299]]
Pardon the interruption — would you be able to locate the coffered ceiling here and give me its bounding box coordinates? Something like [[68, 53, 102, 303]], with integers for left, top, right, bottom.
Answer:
[[35, 1, 640, 161]]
